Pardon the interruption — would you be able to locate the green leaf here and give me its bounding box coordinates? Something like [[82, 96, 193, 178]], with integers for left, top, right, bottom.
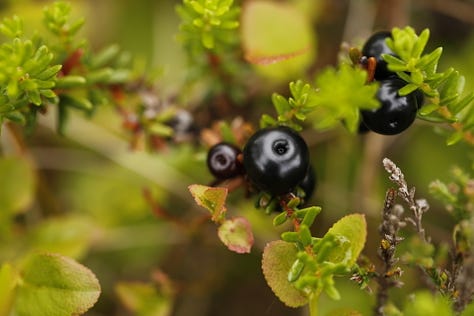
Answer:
[[403, 291, 453, 316], [299, 225, 313, 246], [217, 217, 254, 254], [0, 263, 18, 316], [0, 15, 23, 38], [241, 1, 316, 81], [412, 28, 430, 59], [262, 240, 309, 307], [55, 76, 87, 89], [5, 111, 26, 125], [60, 94, 93, 111], [288, 258, 305, 282], [188, 184, 228, 223], [309, 65, 379, 133], [0, 157, 36, 215], [272, 93, 291, 116], [115, 282, 173, 316], [86, 68, 113, 84], [13, 253, 101, 316], [300, 206, 322, 227], [90, 44, 120, 69], [318, 214, 367, 266], [28, 216, 96, 260], [419, 103, 440, 116], [399, 83, 419, 96], [383, 54, 408, 72], [273, 211, 288, 226], [417, 47, 442, 74], [36, 64, 62, 81], [148, 123, 174, 137]]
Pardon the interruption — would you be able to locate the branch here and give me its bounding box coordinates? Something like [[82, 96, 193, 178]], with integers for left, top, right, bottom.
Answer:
[[383, 157, 430, 243], [375, 188, 405, 316]]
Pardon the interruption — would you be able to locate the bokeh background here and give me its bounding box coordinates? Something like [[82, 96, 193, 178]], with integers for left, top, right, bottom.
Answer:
[[1, 0, 474, 315]]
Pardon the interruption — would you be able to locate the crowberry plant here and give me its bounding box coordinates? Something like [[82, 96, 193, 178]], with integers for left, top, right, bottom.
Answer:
[[1, 1, 474, 316]]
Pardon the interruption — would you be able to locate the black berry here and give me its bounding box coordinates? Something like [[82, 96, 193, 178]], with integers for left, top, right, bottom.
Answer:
[[243, 126, 309, 196], [299, 164, 317, 200], [207, 142, 244, 180], [361, 78, 418, 135], [414, 89, 424, 109], [362, 31, 396, 80]]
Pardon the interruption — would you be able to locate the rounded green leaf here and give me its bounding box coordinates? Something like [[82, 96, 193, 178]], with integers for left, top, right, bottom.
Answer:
[[14, 253, 101, 316], [320, 214, 367, 266], [217, 217, 254, 254], [241, 1, 316, 81], [262, 240, 308, 307], [28, 216, 97, 260], [0, 157, 36, 215]]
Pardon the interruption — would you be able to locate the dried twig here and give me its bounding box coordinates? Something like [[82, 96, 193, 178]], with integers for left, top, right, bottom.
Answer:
[[375, 188, 406, 316], [383, 157, 430, 243]]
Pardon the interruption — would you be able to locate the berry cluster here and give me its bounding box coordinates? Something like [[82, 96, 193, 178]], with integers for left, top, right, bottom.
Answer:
[[359, 31, 423, 135], [206, 126, 316, 201]]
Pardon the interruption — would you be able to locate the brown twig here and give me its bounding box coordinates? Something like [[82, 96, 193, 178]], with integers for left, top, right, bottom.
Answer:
[[375, 188, 406, 316], [383, 157, 430, 243]]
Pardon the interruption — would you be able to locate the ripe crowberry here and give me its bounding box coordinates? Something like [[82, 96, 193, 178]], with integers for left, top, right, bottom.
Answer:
[[243, 126, 309, 196], [361, 78, 418, 135], [362, 31, 396, 80], [207, 142, 244, 180], [298, 164, 317, 201]]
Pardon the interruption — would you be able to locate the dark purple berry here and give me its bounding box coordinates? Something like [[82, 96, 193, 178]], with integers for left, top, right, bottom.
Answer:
[[207, 142, 243, 180], [243, 126, 309, 196], [362, 31, 396, 80], [361, 78, 418, 135]]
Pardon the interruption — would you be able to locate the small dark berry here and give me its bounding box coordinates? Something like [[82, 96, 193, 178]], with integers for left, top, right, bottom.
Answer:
[[243, 126, 309, 196], [362, 31, 396, 80], [207, 142, 243, 180], [361, 78, 418, 135]]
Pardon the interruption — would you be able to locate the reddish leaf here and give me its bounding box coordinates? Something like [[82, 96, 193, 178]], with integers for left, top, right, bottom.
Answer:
[[217, 217, 254, 254]]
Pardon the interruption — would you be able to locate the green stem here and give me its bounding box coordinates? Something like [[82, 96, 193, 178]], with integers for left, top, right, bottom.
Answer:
[[309, 291, 321, 316]]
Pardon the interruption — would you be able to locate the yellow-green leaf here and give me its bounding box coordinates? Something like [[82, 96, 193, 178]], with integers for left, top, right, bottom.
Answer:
[[320, 214, 367, 266], [0, 263, 18, 316], [241, 1, 316, 82], [13, 253, 101, 316], [115, 282, 173, 316], [217, 217, 254, 254], [188, 184, 228, 223], [0, 157, 36, 215], [262, 240, 308, 307]]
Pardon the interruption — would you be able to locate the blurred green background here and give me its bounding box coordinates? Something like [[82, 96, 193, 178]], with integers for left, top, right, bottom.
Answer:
[[1, 0, 474, 315]]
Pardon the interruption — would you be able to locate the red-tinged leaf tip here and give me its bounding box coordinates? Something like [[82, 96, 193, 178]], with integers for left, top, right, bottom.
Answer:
[[245, 47, 310, 65], [188, 184, 228, 223], [217, 217, 254, 254]]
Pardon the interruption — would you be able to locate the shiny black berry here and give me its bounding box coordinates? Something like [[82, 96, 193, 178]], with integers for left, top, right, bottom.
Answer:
[[361, 78, 418, 135], [299, 164, 317, 200], [207, 142, 244, 180], [414, 89, 424, 109], [243, 126, 309, 196], [362, 31, 396, 80]]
